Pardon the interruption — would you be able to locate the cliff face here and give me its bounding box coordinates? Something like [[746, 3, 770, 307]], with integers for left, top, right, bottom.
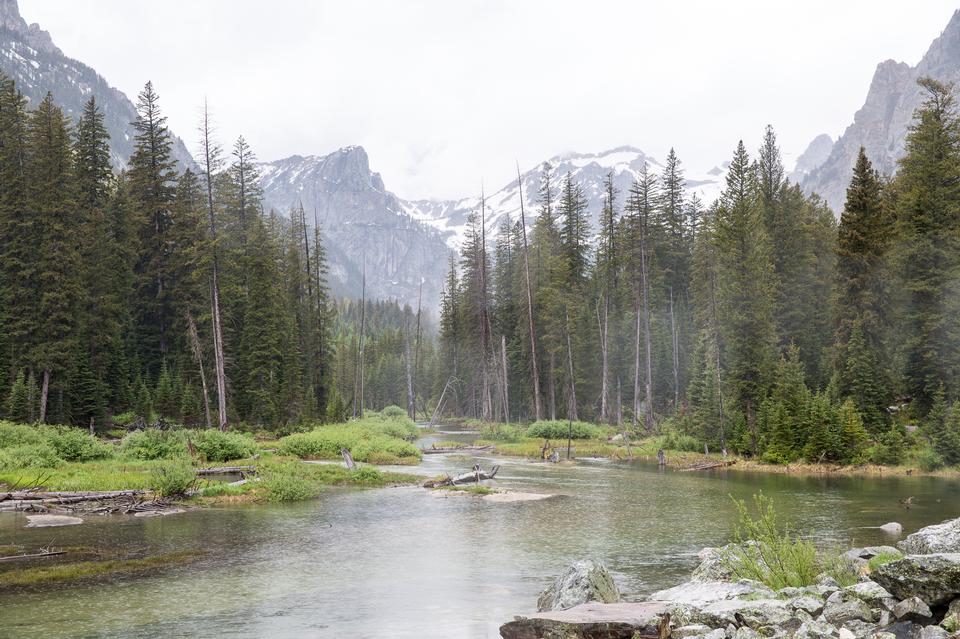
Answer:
[[259, 147, 452, 310], [0, 0, 194, 169], [802, 10, 960, 212]]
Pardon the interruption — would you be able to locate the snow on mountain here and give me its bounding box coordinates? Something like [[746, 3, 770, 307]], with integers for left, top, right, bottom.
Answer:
[[401, 146, 729, 249]]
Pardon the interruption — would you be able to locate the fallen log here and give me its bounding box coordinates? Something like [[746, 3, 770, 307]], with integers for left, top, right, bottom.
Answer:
[[678, 460, 736, 472], [0, 489, 144, 501], [422, 464, 500, 488], [195, 466, 256, 476], [0, 550, 66, 562], [421, 444, 495, 454], [0, 490, 146, 512]]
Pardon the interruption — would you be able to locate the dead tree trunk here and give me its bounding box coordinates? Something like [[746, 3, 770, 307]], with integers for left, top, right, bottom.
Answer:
[[670, 286, 680, 410], [516, 165, 542, 421], [413, 278, 423, 420], [597, 297, 609, 424], [640, 219, 654, 432], [501, 335, 509, 423], [548, 353, 557, 421], [404, 332, 415, 420], [186, 312, 212, 429], [39, 370, 49, 423], [565, 308, 578, 422], [632, 293, 642, 428]]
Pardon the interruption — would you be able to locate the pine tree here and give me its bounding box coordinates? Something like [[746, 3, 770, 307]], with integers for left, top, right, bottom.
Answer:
[[6, 370, 30, 423], [841, 320, 888, 434], [895, 78, 960, 412], [129, 81, 178, 375]]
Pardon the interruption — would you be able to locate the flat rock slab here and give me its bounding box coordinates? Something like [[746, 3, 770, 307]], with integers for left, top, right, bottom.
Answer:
[[500, 602, 668, 639], [25, 514, 83, 528], [650, 580, 773, 604]]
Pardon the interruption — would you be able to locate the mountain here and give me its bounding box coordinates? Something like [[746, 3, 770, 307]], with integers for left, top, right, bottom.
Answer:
[[0, 0, 193, 169], [788, 133, 833, 185], [801, 10, 960, 211], [258, 147, 453, 310], [402, 146, 729, 249]]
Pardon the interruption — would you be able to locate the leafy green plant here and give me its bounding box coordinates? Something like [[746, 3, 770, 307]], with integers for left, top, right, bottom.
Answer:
[[380, 405, 407, 419], [44, 427, 113, 462], [526, 420, 601, 440], [722, 494, 833, 589], [120, 429, 188, 460], [150, 461, 195, 497], [914, 447, 945, 472], [477, 422, 525, 442], [190, 430, 258, 462], [0, 443, 62, 469], [261, 461, 322, 502], [867, 551, 903, 572], [0, 422, 43, 448]]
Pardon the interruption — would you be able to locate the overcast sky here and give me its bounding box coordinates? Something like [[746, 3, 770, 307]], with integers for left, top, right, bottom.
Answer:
[[18, 0, 960, 200]]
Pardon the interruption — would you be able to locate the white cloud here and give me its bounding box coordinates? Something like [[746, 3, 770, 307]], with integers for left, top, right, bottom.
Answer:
[[19, 0, 959, 199]]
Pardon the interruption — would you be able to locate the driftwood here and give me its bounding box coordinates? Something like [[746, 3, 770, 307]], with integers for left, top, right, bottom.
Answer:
[[0, 550, 67, 562], [0, 489, 163, 513], [195, 466, 256, 476], [422, 464, 500, 488], [341, 448, 356, 470], [678, 459, 736, 472], [420, 444, 494, 455]]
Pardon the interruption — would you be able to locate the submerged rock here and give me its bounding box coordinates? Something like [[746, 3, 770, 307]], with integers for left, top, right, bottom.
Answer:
[[880, 522, 904, 537], [873, 554, 960, 605], [899, 518, 960, 554], [536, 559, 620, 612], [25, 514, 83, 527]]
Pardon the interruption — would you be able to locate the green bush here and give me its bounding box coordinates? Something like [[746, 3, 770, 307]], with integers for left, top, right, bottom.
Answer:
[[190, 430, 258, 462], [660, 430, 703, 453], [261, 461, 322, 502], [526, 420, 601, 440], [381, 405, 407, 419], [120, 429, 188, 460], [350, 435, 420, 463], [721, 494, 853, 589], [44, 427, 113, 462], [0, 422, 43, 448], [111, 411, 139, 427], [277, 421, 422, 464], [149, 461, 195, 496], [914, 447, 945, 472], [0, 443, 62, 469], [350, 465, 384, 485], [477, 422, 525, 442]]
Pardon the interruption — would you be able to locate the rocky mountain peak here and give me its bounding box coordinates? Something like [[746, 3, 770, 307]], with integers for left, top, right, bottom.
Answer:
[[0, 0, 59, 55]]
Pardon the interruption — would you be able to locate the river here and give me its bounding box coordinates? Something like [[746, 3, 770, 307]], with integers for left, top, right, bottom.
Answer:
[[2, 425, 959, 638]]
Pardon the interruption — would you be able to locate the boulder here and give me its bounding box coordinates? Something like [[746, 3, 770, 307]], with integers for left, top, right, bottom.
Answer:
[[919, 627, 949, 639], [840, 620, 878, 639], [790, 595, 826, 616], [941, 597, 960, 633], [842, 581, 895, 607], [650, 580, 773, 605], [844, 547, 902, 562], [873, 554, 960, 606], [892, 597, 932, 623], [794, 619, 840, 639], [668, 598, 793, 630], [670, 624, 712, 638], [822, 599, 875, 625], [899, 518, 960, 554], [499, 601, 668, 639], [537, 560, 620, 612], [881, 523, 904, 537]]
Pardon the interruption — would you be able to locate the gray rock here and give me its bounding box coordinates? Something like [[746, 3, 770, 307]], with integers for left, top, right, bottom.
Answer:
[[892, 597, 932, 623], [941, 597, 960, 632], [844, 581, 895, 606], [691, 543, 757, 582], [880, 523, 904, 537], [878, 610, 891, 626], [733, 628, 761, 639], [919, 627, 948, 639], [820, 576, 843, 589], [884, 621, 924, 639], [671, 624, 712, 638], [845, 547, 902, 562], [841, 620, 878, 639], [703, 630, 726, 639], [899, 518, 960, 554], [651, 580, 773, 605], [669, 599, 793, 630], [873, 554, 960, 606], [536, 559, 620, 612], [25, 514, 83, 527], [791, 596, 826, 616], [872, 633, 896, 639], [794, 619, 840, 639], [499, 601, 667, 639], [823, 599, 875, 625]]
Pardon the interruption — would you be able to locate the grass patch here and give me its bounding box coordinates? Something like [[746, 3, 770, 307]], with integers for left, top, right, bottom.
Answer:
[[0, 551, 201, 588], [437, 484, 497, 496], [277, 417, 422, 465], [867, 551, 903, 572], [0, 458, 168, 491]]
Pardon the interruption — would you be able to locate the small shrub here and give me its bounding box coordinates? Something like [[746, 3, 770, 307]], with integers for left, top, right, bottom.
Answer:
[[0, 422, 43, 448], [660, 430, 703, 453], [198, 482, 248, 498], [526, 420, 600, 440], [150, 461, 195, 497], [111, 411, 139, 427], [190, 430, 258, 462], [381, 405, 407, 419], [914, 447, 945, 472], [722, 494, 826, 589], [261, 461, 322, 502], [120, 429, 187, 460], [44, 427, 113, 462], [478, 422, 525, 442], [0, 443, 62, 469], [349, 466, 384, 485]]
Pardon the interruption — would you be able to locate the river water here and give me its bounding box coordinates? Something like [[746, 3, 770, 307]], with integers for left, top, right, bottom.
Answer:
[[2, 426, 959, 638]]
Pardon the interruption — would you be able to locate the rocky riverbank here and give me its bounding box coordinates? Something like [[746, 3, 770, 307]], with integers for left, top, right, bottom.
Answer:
[[501, 518, 960, 639]]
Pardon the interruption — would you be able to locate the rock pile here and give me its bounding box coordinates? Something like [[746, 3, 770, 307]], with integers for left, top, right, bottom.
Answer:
[[501, 517, 960, 638]]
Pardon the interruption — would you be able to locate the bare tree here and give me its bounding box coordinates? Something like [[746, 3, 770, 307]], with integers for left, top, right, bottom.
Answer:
[[516, 164, 542, 420]]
